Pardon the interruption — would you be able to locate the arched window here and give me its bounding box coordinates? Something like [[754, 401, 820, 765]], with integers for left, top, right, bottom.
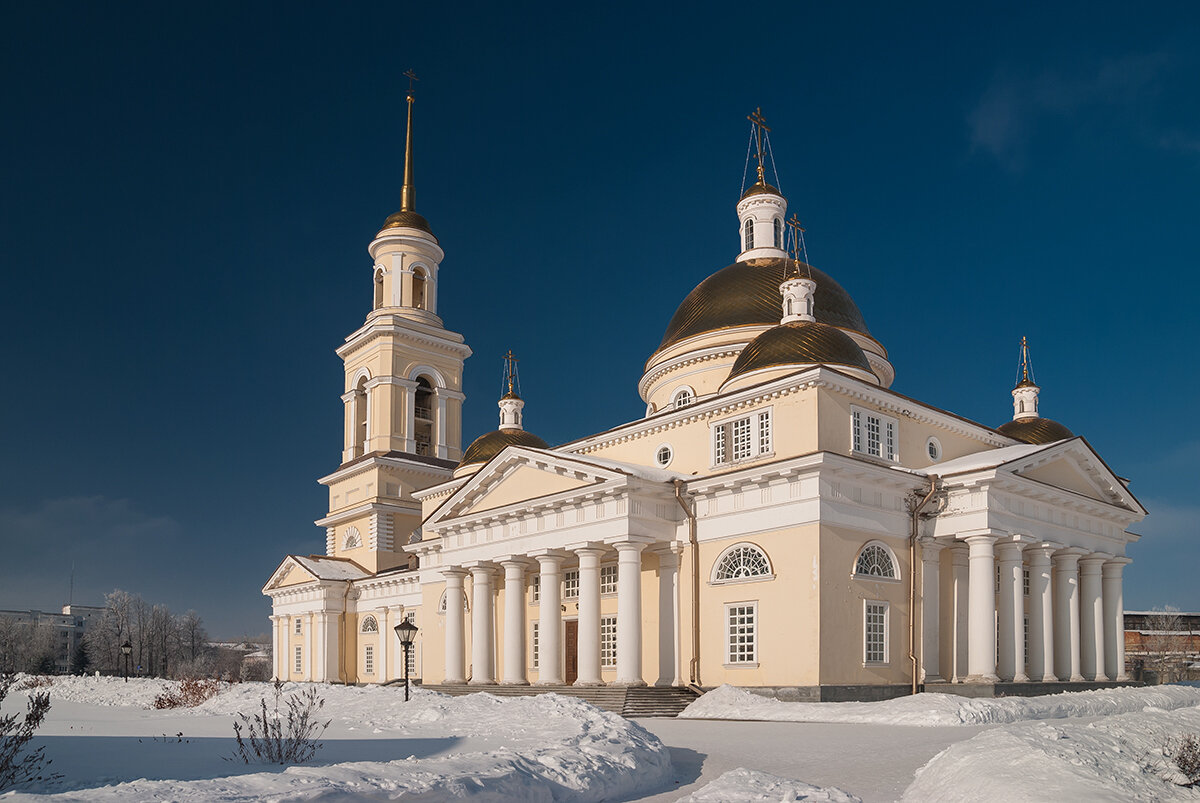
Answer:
[[343, 526, 362, 550], [438, 589, 468, 614], [353, 376, 368, 456], [713, 543, 773, 583], [414, 377, 434, 456], [413, 268, 428, 310], [854, 542, 899, 580], [672, 387, 694, 409], [373, 267, 385, 309], [773, 218, 783, 249], [360, 615, 378, 633], [743, 219, 755, 251]]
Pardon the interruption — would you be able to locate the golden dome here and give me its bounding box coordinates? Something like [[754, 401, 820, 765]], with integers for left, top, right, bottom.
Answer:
[[656, 258, 872, 354], [459, 428, 550, 468], [740, 180, 782, 200], [381, 210, 437, 239], [726, 320, 874, 383], [996, 417, 1074, 445]]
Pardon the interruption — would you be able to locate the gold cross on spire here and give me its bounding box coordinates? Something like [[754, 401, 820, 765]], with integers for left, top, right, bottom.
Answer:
[[786, 214, 809, 278], [747, 107, 770, 183], [502, 349, 520, 396], [404, 69, 419, 101], [1017, 336, 1034, 386]]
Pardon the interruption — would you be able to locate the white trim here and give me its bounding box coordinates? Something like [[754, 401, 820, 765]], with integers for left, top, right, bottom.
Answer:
[[852, 540, 902, 582], [711, 542, 775, 584], [864, 599, 889, 665], [654, 443, 674, 468], [925, 436, 942, 462], [671, 386, 696, 410], [724, 600, 758, 664], [407, 364, 447, 388]]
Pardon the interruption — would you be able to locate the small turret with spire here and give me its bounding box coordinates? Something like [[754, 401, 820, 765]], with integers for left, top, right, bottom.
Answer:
[[1011, 336, 1040, 421], [780, 214, 815, 323], [736, 107, 788, 261], [498, 350, 525, 430]]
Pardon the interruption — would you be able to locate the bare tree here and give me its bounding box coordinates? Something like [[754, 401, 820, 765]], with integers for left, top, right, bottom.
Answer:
[[1143, 607, 1195, 684], [179, 611, 208, 663]]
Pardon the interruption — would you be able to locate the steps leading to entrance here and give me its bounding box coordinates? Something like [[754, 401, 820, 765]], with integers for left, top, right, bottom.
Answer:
[[422, 684, 701, 717]]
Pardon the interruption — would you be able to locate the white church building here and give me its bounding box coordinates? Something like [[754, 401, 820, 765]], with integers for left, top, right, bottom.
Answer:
[[263, 96, 1145, 700]]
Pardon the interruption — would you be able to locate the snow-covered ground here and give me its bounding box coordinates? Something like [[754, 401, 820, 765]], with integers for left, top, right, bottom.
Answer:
[[5, 677, 1200, 801]]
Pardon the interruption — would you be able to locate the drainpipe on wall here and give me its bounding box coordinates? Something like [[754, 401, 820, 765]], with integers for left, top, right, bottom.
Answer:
[[673, 479, 701, 689], [908, 474, 939, 696]]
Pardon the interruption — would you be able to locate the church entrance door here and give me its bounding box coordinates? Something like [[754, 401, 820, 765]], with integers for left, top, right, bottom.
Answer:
[[564, 620, 578, 685]]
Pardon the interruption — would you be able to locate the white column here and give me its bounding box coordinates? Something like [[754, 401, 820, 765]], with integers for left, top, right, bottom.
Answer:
[[435, 391, 449, 459], [965, 534, 999, 683], [469, 565, 496, 685], [1103, 558, 1131, 681], [501, 559, 529, 685], [443, 569, 467, 684], [1079, 554, 1109, 681], [268, 616, 281, 681], [534, 553, 565, 685], [996, 541, 1028, 682], [1053, 549, 1084, 682], [574, 546, 605, 686], [1027, 545, 1056, 682], [614, 541, 648, 686], [950, 546, 969, 682], [375, 607, 389, 683], [304, 614, 313, 681], [400, 380, 417, 453], [920, 541, 945, 683], [657, 547, 683, 687]]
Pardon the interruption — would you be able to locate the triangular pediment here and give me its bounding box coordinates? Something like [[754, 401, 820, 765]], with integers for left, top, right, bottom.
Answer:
[[999, 438, 1145, 514], [427, 446, 629, 525], [262, 555, 318, 592]]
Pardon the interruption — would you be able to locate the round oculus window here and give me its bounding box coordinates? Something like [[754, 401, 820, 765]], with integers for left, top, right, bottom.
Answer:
[[926, 437, 942, 461], [655, 444, 673, 467]]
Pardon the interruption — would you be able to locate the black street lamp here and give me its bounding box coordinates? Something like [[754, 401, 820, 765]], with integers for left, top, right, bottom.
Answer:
[[394, 620, 418, 702], [120, 640, 132, 683]]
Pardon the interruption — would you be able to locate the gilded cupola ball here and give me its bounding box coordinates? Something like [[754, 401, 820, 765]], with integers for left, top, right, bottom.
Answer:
[[740, 180, 783, 200], [381, 210, 437, 240]]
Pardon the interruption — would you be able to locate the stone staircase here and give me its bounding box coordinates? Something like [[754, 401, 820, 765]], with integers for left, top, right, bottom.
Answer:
[[422, 683, 701, 717]]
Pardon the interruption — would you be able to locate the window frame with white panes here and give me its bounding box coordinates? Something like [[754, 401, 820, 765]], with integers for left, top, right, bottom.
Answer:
[[850, 405, 898, 462], [711, 407, 774, 467], [863, 600, 889, 665], [724, 601, 758, 666]]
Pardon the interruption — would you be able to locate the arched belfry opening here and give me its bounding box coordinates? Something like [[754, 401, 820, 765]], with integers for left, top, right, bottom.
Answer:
[[353, 375, 369, 456], [373, 268, 385, 310], [414, 376, 434, 456], [413, 268, 428, 311]]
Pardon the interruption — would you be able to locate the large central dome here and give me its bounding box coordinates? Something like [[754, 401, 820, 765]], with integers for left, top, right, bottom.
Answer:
[[656, 258, 872, 353]]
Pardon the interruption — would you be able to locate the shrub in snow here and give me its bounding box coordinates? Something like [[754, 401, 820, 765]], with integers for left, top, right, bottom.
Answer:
[[0, 674, 60, 791], [228, 680, 330, 764], [15, 675, 53, 690], [152, 678, 223, 709], [1168, 733, 1200, 787]]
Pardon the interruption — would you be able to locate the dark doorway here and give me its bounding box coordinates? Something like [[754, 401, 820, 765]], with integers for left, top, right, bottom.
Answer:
[[564, 620, 578, 685]]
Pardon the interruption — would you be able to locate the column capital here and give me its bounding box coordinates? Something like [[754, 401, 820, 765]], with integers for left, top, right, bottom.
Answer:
[[530, 548, 570, 562], [340, 390, 359, 403], [960, 531, 1000, 547], [919, 539, 946, 559], [648, 539, 687, 558], [608, 535, 656, 552], [464, 561, 498, 577], [1079, 552, 1114, 569], [1102, 556, 1132, 577], [995, 541, 1026, 561], [568, 541, 609, 558], [442, 566, 469, 580], [1052, 546, 1087, 564], [1025, 542, 1063, 561], [495, 555, 534, 568]]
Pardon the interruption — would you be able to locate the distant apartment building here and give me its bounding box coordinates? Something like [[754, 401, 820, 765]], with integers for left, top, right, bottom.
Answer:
[[0, 604, 106, 673], [1124, 610, 1200, 682]]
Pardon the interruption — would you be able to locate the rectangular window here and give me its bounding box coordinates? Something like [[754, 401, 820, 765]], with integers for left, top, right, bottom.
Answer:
[[864, 601, 888, 664], [1024, 614, 1030, 665], [531, 622, 539, 669], [600, 565, 618, 595], [364, 644, 374, 675], [758, 411, 772, 454], [1023, 568, 1030, 597], [563, 570, 580, 599], [714, 423, 728, 465], [404, 612, 417, 676], [726, 603, 757, 664], [294, 618, 302, 635], [531, 574, 540, 603], [996, 565, 1001, 595], [601, 616, 618, 668], [294, 645, 303, 674], [732, 417, 753, 461], [850, 406, 899, 461]]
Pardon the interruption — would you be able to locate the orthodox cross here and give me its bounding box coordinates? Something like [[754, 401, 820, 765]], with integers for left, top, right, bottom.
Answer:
[[502, 349, 520, 395], [786, 214, 810, 277], [747, 107, 770, 183], [404, 69, 419, 101], [1018, 336, 1034, 385]]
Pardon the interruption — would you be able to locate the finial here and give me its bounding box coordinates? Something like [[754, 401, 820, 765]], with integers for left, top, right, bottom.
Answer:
[[1015, 336, 1037, 388], [400, 70, 419, 212], [501, 350, 521, 399], [786, 214, 810, 279], [498, 350, 525, 430], [747, 107, 771, 185]]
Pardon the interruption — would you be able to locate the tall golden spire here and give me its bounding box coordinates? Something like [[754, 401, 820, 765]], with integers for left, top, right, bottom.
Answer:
[[748, 107, 770, 184], [1015, 336, 1037, 388], [786, 214, 810, 279], [400, 69, 418, 212], [501, 350, 521, 399]]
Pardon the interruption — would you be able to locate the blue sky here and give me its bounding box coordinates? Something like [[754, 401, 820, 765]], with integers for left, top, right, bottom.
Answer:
[[2, 3, 1198, 636]]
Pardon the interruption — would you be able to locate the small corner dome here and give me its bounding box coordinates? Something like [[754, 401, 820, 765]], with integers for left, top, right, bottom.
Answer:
[[457, 428, 550, 471], [996, 417, 1074, 445], [740, 180, 783, 201], [724, 320, 876, 387], [381, 210, 437, 240]]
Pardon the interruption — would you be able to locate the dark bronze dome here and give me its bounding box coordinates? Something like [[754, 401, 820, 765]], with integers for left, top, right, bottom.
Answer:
[[997, 417, 1074, 445], [740, 180, 782, 200], [726, 321, 874, 382], [459, 428, 550, 468], [381, 210, 437, 239], [655, 258, 872, 354]]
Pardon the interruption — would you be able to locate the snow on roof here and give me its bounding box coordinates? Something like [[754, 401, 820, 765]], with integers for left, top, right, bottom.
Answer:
[[292, 555, 370, 581], [925, 442, 1056, 476]]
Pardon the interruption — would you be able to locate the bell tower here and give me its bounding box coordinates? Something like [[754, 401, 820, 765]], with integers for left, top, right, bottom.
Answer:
[[317, 72, 472, 573]]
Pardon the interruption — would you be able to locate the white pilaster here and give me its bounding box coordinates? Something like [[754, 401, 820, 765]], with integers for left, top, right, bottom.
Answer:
[[435, 391, 448, 459], [996, 541, 1029, 682], [377, 607, 389, 683], [1103, 558, 1131, 681], [500, 559, 530, 685], [1026, 545, 1057, 682], [269, 616, 282, 681], [534, 552, 566, 685], [964, 534, 999, 683], [1053, 549, 1085, 682], [468, 564, 496, 685], [613, 541, 649, 686], [950, 545, 969, 682], [656, 546, 683, 687], [574, 546, 606, 686], [920, 541, 945, 682], [1079, 554, 1110, 681], [304, 613, 313, 681], [400, 380, 417, 454], [443, 569, 467, 684]]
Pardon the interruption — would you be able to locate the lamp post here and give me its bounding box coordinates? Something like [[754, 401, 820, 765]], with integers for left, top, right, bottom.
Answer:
[[120, 640, 132, 683], [394, 620, 418, 702]]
